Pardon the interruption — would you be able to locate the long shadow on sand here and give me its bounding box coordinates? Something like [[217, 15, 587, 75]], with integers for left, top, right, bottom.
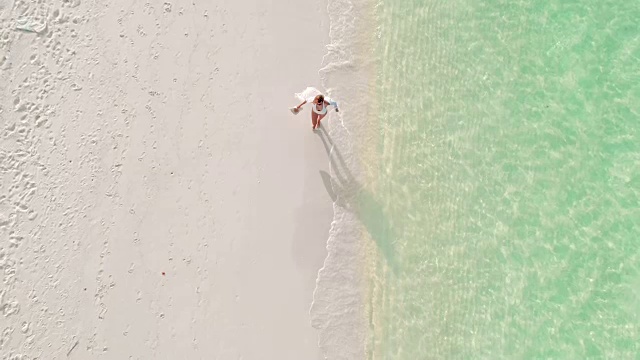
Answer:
[[316, 126, 397, 271]]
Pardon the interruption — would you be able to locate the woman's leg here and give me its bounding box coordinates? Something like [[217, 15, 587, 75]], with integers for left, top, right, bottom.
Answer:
[[316, 113, 327, 127], [311, 112, 319, 129]]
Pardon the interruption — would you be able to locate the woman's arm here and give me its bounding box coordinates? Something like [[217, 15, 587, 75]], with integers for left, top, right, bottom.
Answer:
[[325, 99, 339, 112], [295, 100, 307, 110]]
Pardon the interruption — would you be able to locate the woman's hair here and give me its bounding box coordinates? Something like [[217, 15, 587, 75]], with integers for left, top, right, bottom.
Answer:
[[314, 95, 324, 103]]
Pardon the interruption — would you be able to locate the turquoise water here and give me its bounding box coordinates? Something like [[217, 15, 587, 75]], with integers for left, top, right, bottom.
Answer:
[[367, 0, 640, 358]]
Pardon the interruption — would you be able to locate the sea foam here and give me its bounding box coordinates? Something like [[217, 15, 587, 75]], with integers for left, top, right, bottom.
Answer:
[[310, 0, 381, 358]]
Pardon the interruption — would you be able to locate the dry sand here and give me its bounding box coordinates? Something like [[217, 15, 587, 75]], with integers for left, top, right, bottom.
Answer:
[[1, 0, 335, 358]]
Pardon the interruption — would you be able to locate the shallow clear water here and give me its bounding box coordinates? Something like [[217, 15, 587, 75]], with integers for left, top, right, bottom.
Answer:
[[367, 0, 640, 358]]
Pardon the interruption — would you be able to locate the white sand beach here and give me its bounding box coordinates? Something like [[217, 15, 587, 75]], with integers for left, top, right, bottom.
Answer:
[[1, 0, 336, 358]]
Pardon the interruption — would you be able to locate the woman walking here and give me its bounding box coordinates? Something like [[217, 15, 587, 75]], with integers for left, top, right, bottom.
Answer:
[[291, 87, 339, 130]]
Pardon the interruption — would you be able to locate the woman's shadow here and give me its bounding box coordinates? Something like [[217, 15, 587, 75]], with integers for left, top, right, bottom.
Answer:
[[316, 125, 398, 271]]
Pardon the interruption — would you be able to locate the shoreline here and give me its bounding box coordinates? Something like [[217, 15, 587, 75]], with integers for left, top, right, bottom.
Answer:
[[311, 0, 381, 358]]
